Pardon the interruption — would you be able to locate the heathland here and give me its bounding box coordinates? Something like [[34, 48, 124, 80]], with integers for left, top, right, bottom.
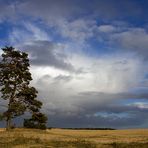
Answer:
[[0, 128, 148, 148]]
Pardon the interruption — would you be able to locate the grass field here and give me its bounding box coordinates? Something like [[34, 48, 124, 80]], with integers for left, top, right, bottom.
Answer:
[[0, 128, 148, 148]]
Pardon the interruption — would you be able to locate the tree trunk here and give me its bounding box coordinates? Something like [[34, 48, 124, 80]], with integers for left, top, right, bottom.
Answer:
[[6, 97, 13, 130], [6, 118, 11, 130]]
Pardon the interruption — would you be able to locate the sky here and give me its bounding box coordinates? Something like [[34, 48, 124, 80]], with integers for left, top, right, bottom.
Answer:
[[0, 0, 148, 128]]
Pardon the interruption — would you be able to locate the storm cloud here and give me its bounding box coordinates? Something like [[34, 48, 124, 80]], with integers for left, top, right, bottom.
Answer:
[[0, 0, 148, 128]]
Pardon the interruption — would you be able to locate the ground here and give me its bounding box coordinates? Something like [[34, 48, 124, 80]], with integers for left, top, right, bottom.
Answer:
[[0, 128, 148, 147]]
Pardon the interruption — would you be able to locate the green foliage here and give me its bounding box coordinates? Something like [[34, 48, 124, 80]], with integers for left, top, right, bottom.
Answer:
[[0, 46, 47, 129], [24, 112, 47, 130]]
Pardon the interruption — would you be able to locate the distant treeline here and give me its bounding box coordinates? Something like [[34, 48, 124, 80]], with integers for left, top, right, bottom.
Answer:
[[48, 127, 116, 130]]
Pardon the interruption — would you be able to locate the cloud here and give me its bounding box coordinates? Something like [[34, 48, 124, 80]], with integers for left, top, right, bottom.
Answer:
[[29, 51, 145, 100], [93, 0, 143, 20], [43, 96, 148, 128], [5, 0, 148, 58], [0, 1, 17, 22], [98, 25, 116, 33], [14, 0, 147, 45], [55, 19, 97, 43], [70, 53, 144, 93], [7, 22, 75, 71], [111, 28, 148, 58], [17, 0, 147, 23], [18, 0, 84, 22], [1, 0, 148, 128], [54, 75, 73, 82], [23, 23, 50, 41], [78, 91, 148, 102], [94, 24, 148, 60], [129, 102, 148, 109], [25, 51, 148, 128], [20, 40, 75, 71], [46, 90, 148, 128], [9, 22, 50, 44]]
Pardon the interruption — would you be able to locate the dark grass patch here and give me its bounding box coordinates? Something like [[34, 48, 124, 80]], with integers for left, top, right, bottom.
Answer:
[[107, 142, 148, 148], [0, 136, 44, 147], [50, 139, 97, 148], [0, 137, 97, 148]]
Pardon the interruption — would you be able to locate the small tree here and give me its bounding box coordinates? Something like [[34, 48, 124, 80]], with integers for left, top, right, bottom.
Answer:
[[0, 47, 47, 130], [24, 112, 47, 130]]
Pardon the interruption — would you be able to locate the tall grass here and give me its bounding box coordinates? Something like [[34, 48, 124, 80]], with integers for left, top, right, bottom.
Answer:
[[0, 128, 148, 147]]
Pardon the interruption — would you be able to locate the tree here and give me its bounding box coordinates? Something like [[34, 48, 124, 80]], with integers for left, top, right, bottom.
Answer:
[[0, 47, 47, 130], [24, 112, 48, 130]]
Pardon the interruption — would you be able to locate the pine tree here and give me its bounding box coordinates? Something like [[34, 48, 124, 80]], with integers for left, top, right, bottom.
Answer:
[[0, 47, 47, 130]]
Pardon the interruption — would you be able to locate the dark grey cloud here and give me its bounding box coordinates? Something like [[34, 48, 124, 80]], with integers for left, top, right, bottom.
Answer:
[[36, 74, 73, 88], [18, 0, 84, 22], [69, 91, 148, 116], [54, 75, 73, 82], [16, 0, 148, 22], [45, 101, 148, 128], [93, 0, 144, 20], [0, 0, 19, 22], [39, 88, 148, 128], [78, 91, 148, 100], [47, 113, 148, 128], [0, 0, 144, 27], [20, 40, 75, 71]]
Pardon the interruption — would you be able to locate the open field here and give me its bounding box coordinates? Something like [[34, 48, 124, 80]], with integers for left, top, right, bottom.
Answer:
[[0, 128, 148, 148]]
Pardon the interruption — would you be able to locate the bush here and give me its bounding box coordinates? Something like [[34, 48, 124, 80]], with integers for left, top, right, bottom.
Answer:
[[24, 119, 47, 130], [24, 112, 47, 130]]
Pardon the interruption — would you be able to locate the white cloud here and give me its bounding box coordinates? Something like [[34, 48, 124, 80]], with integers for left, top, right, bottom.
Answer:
[[129, 102, 148, 109], [9, 28, 30, 44], [55, 19, 97, 43], [70, 53, 144, 93], [98, 25, 116, 33], [111, 28, 148, 52], [23, 23, 50, 41], [95, 25, 148, 59], [27, 51, 145, 117], [9, 23, 50, 45]]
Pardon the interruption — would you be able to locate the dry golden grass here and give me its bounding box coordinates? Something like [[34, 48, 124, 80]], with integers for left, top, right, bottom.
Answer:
[[0, 128, 148, 147], [46, 128, 148, 143]]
